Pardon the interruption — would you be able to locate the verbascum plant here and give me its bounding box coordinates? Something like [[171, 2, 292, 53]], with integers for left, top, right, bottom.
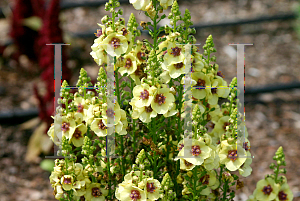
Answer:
[[47, 0, 293, 200]]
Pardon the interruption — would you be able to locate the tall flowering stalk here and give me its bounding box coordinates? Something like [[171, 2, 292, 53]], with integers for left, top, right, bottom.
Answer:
[[47, 0, 293, 200]]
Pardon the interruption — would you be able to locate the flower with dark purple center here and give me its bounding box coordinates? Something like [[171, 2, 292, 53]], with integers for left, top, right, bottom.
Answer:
[[91, 187, 102, 197], [63, 177, 72, 184], [125, 58, 133, 69], [122, 28, 128, 36], [145, 106, 153, 113], [223, 122, 230, 130], [199, 174, 210, 185], [217, 71, 224, 78], [73, 129, 82, 139], [140, 89, 149, 100], [137, 51, 146, 61], [191, 145, 201, 156], [77, 103, 84, 113], [195, 79, 206, 89], [227, 150, 237, 161], [110, 37, 121, 49], [174, 62, 184, 69], [262, 185, 273, 195], [98, 120, 107, 130], [278, 191, 288, 200], [130, 190, 141, 200], [170, 47, 181, 57], [61, 122, 70, 132], [211, 87, 217, 94], [154, 94, 166, 105], [178, 143, 184, 151], [147, 182, 156, 193]]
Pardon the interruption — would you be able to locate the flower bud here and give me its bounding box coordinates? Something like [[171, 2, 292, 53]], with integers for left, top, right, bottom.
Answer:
[[187, 171, 193, 177], [177, 174, 183, 184]]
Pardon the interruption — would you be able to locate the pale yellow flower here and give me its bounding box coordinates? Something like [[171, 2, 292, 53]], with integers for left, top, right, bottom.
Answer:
[[218, 143, 247, 171], [60, 175, 74, 191], [119, 185, 147, 201], [144, 178, 161, 200], [102, 32, 128, 57], [275, 182, 294, 201], [90, 118, 108, 137], [151, 85, 175, 115], [254, 177, 280, 201], [132, 83, 156, 108], [119, 53, 137, 75], [69, 124, 87, 147], [162, 60, 185, 79], [191, 72, 212, 100], [129, 0, 151, 11], [163, 42, 185, 65], [84, 183, 108, 201], [207, 77, 230, 105], [158, 0, 174, 10], [177, 139, 212, 166], [61, 116, 76, 140]]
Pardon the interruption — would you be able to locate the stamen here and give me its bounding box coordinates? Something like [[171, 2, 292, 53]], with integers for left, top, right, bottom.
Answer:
[[170, 47, 181, 57], [98, 120, 107, 130], [110, 37, 121, 49], [147, 182, 156, 193], [227, 150, 237, 161], [191, 145, 201, 156], [73, 129, 82, 139], [278, 191, 287, 200], [77, 103, 84, 113], [63, 177, 72, 185], [262, 185, 273, 195], [145, 106, 153, 113], [137, 52, 146, 61], [130, 190, 141, 200], [140, 89, 149, 100], [154, 94, 166, 105], [125, 58, 133, 69], [174, 62, 184, 69], [196, 79, 206, 89], [61, 122, 70, 132], [92, 187, 102, 197]]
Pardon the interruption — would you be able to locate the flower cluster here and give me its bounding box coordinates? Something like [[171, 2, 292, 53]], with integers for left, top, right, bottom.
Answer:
[[46, 0, 293, 200], [49, 159, 108, 201], [247, 147, 293, 201]]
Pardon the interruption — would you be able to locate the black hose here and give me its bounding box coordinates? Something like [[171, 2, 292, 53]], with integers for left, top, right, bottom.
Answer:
[[245, 82, 300, 95], [0, 108, 39, 125], [70, 12, 297, 38]]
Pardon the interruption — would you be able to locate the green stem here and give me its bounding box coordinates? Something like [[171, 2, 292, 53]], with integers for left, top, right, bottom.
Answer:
[[218, 165, 224, 189], [115, 60, 121, 105], [120, 136, 126, 179], [222, 180, 229, 201], [106, 150, 112, 200], [275, 163, 280, 183], [151, 0, 158, 85], [193, 167, 198, 200]]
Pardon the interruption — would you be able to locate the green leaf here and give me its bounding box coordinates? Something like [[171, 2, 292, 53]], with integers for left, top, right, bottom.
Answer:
[[160, 14, 167, 20], [40, 159, 55, 172]]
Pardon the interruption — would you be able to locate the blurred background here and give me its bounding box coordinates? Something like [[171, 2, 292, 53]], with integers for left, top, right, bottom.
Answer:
[[0, 0, 300, 200]]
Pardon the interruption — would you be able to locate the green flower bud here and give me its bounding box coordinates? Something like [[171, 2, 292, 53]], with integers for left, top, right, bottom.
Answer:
[[187, 171, 193, 177]]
